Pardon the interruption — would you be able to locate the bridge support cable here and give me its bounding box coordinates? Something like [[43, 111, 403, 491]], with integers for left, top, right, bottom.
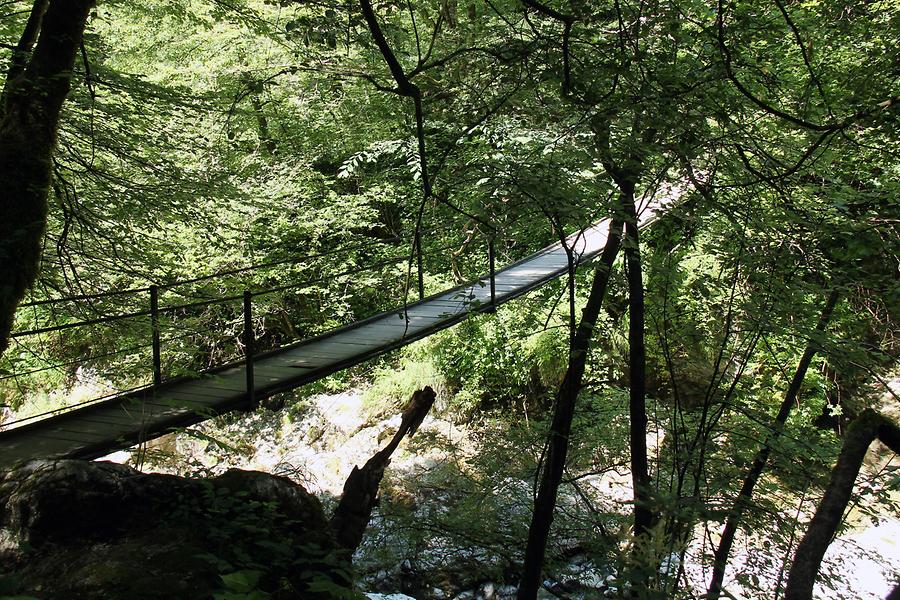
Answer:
[[150, 285, 162, 387], [415, 229, 425, 301], [488, 236, 497, 312], [243, 290, 255, 408]]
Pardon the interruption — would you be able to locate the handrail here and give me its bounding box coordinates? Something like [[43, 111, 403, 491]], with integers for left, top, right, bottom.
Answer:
[[0, 199, 679, 447], [0, 239, 492, 430], [18, 233, 408, 308], [1, 383, 155, 429], [9, 251, 419, 338], [0, 213, 635, 436], [0, 329, 200, 383], [0, 343, 151, 382]]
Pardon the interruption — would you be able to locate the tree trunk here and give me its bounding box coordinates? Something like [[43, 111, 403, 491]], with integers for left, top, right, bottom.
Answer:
[[623, 189, 653, 537], [0, 0, 94, 356], [0, 0, 50, 106], [516, 213, 624, 600], [330, 387, 436, 553], [785, 409, 900, 600], [707, 290, 839, 600], [885, 582, 900, 600], [245, 82, 276, 156]]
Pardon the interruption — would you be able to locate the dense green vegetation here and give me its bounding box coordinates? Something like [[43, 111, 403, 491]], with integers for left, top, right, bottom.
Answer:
[[0, 0, 897, 598]]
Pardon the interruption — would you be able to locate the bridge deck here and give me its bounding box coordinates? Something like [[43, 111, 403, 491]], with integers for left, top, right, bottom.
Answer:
[[0, 211, 656, 468]]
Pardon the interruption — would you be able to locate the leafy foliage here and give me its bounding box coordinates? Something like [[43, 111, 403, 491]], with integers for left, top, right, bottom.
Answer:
[[0, 0, 897, 596]]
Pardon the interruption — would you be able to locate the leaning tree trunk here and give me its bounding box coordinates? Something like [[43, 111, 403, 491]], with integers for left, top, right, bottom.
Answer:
[[707, 290, 839, 600], [331, 387, 436, 553], [785, 409, 900, 600], [0, 0, 94, 356], [885, 582, 900, 600], [517, 211, 624, 600]]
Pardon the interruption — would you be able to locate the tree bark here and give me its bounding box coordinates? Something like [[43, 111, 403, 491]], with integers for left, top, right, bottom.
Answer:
[[707, 290, 839, 600], [0, 0, 94, 355], [785, 409, 900, 600], [623, 189, 653, 537], [516, 213, 624, 600]]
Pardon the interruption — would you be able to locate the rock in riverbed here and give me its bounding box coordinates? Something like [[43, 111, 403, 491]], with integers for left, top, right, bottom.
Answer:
[[0, 459, 354, 599]]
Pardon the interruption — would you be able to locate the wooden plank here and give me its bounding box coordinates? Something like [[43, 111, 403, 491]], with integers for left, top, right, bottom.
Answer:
[[271, 347, 340, 361], [1, 429, 85, 447], [149, 381, 235, 400], [49, 416, 129, 433], [31, 419, 120, 440], [353, 327, 436, 340], [365, 321, 443, 333], [427, 295, 476, 304], [334, 328, 406, 342], [1, 440, 76, 462], [379, 310, 447, 321], [176, 376, 249, 394], [284, 349, 359, 363], [0, 442, 64, 464], [252, 364, 313, 380], [152, 404, 229, 422], [279, 357, 332, 369], [121, 402, 200, 421], [260, 354, 328, 368], [494, 283, 532, 292], [499, 271, 561, 282], [499, 268, 563, 277], [148, 394, 231, 414], [302, 339, 382, 354], [117, 397, 193, 414], [368, 315, 446, 328], [256, 357, 315, 371], [51, 424, 124, 441], [356, 326, 434, 338], [505, 261, 566, 272], [519, 257, 568, 266], [21, 429, 102, 445], [26, 406, 140, 429], [381, 309, 453, 322], [72, 413, 143, 428]]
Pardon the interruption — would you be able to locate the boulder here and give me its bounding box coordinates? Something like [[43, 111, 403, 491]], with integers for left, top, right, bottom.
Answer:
[[0, 460, 356, 599]]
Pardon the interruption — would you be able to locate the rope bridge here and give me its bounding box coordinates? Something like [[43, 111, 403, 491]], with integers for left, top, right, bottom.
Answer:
[[0, 202, 667, 469]]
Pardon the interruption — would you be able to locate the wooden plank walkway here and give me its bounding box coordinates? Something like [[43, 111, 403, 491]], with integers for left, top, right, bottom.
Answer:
[[0, 205, 666, 468]]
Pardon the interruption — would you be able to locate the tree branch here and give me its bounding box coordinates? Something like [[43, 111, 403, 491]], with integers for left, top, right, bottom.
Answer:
[[359, 0, 418, 97]]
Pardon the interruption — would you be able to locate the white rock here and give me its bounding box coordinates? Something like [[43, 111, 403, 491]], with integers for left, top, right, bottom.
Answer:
[[480, 581, 496, 598], [496, 585, 518, 599], [579, 569, 606, 588], [658, 551, 681, 577]]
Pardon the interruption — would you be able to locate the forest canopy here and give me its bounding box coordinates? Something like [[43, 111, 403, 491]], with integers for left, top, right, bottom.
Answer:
[[0, 0, 897, 598]]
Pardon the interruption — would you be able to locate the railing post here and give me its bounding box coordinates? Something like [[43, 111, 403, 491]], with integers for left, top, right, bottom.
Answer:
[[150, 285, 162, 386], [243, 290, 255, 406], [488, 236, 497, 312], [415, 229, 424, 301]]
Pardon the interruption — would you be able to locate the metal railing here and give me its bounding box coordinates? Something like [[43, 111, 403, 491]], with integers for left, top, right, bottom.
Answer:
[[0, 226, 471, 429], [2, 202, 592, 430]]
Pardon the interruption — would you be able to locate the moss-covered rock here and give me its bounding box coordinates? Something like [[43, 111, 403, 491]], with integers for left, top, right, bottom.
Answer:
[[0, 460, 359, 599]]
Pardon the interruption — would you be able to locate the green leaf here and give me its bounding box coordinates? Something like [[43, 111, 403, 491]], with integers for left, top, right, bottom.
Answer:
[[220, 569, 263, 593]]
